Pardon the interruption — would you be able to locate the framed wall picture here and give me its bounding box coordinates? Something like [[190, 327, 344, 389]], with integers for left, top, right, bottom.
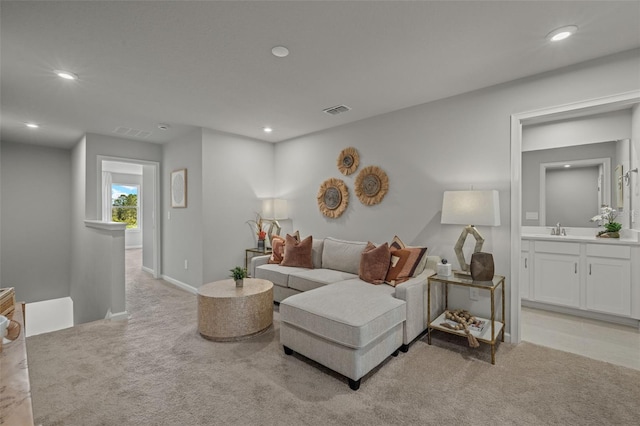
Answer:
[[171, 169, 187, 208]]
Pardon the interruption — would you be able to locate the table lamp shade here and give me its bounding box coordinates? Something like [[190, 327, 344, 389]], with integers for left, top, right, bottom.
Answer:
[[441, 190, 500, 273], [262, 199, 288, 220], [441, 190, 500, 226]]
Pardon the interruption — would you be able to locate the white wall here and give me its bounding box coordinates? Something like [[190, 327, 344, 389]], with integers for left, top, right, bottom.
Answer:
[[162, 128, 204, 288], [0, 142, 72, 303], [201, 129, 275, 284], [274, 49, 640, 326]]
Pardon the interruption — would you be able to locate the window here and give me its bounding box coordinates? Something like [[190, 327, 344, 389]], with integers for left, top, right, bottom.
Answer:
[[111, 184, 139, 229]]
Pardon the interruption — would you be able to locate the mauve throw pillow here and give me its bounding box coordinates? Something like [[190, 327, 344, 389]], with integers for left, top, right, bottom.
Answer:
[[281, 234, 314, 269], [359, 242, 391, 284]]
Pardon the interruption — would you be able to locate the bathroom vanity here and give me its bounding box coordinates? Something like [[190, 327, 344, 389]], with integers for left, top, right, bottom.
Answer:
[[521, 228, 640, 327]]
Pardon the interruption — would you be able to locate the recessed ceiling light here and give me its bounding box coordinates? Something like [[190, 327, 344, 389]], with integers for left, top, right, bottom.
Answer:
[[546, 25, 578, 42], [263, 127, 273, 133], [158, 123, 170, 130], [25, 122, 39, 128], [55, 70, 79, 80], [564, 164, 571, 168], [271, 46, 289, 58]]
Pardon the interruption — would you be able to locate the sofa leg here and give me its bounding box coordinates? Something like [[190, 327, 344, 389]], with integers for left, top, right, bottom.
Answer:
[[391, 349, 400, 357], [400, 344, 409, 353], [348, 378, 361, 391], [283, 345, 293, 355]]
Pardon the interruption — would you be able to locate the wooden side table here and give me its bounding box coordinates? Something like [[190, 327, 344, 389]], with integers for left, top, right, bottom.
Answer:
[[197, 278, 273, 341], [427, 274, 505, 364], [245, 247, 272, 273]]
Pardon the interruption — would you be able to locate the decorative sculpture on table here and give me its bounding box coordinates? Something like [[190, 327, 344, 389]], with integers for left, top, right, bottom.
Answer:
[[317, 178, 349, 218]]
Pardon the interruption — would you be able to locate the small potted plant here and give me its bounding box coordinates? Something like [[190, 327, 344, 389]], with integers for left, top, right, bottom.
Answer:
[[230, 266, 248, 287], [590, 204, 622, 238]]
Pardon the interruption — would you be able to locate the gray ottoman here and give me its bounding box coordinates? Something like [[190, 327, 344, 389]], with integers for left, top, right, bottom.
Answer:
[[280, 281, 406, 390]]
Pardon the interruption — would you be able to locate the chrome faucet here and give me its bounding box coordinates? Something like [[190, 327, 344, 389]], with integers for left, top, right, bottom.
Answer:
[[551, 222, 566, 236]]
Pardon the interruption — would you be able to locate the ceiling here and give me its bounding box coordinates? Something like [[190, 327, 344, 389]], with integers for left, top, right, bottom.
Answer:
[[1, 1, 639, 149]]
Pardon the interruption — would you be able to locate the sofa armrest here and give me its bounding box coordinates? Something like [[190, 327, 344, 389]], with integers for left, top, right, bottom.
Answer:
[[393, 264, 443, 345], [425, 255, 441, 273], [250, 255, 271, 277]]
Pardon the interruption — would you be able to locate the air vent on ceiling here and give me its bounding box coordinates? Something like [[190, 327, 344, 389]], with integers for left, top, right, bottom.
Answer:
[[113, 126, 151, 138], [323, 104, 351, 116]]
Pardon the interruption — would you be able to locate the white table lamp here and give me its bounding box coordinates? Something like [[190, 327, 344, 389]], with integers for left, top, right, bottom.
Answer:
[[441, 190, 500, 272]]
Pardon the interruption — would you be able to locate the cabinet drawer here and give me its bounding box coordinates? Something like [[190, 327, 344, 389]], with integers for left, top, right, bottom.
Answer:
[[534, 241, 580, 255], [586, 244, 630, 259]]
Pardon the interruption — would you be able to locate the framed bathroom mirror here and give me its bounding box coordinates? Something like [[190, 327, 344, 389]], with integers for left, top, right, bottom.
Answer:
[[522, 108, 634, 229]]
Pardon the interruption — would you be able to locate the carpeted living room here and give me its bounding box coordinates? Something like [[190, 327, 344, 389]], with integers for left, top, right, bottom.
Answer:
[[1, 2, 640, 425]]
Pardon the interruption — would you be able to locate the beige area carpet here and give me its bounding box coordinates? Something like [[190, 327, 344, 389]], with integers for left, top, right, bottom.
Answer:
[[27, 250, 640, 425]]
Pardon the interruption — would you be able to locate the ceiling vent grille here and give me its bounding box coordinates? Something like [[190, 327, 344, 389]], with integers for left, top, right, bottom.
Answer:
[[114, 127, 151, 138], [323, 105, 351, 116]]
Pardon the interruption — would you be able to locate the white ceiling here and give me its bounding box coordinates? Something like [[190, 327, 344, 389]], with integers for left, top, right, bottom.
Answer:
[[1, 1, 639, 149]]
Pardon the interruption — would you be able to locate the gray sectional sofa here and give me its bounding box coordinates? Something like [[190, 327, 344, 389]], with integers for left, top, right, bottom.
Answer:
[[251, 236, 442, 390]]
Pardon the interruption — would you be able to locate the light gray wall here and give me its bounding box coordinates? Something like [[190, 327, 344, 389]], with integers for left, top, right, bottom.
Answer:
[[70, 136, 89, 323], [546, 166, 599, 227], [522, 109, 632, 152], [72, 134, 162, 324], [201, 129, 275, 284], [0, 142, 72, 303], [142, 164, 155, 269], [110, 172, 143, 248], [162, 128, 204, 287], [274, 49, 640, 324], [522, 142, 618, 227]]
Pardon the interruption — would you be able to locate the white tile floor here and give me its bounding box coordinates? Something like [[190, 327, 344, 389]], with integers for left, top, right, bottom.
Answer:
[[522, 306, 640, 371]]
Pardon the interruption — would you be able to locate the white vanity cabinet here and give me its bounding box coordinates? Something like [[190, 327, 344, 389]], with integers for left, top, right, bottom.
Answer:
[[522, 236, 639, 323], [532, 241, 580, 308], [585, 245, 631, 316]]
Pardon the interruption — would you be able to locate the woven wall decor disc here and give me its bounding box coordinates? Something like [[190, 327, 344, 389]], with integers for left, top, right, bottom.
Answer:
[[355, 166, 389, 206], [337, 147, 359, 176], [317, 178, 349, 218]]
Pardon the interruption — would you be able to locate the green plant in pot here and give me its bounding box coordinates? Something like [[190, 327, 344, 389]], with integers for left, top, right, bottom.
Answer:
[[590, 205, 622, 238], [230, 266, 248, 287]]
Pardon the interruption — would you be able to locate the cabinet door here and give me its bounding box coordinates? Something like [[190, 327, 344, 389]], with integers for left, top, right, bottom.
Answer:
[[586, 257, 631, 316], [521, 251, 530, 300], [533, 253, 580, 308]]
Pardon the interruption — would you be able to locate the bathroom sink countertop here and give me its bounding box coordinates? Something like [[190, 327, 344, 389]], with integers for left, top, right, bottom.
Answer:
[[522, 233, 640, 245]]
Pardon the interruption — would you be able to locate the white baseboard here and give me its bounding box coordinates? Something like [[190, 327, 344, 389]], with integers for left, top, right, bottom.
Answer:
[[105, 309, 129, 321], [161, 274, 198, 295], [126, 245, 143, 249], [141, 266, 154, 275], [522, 300, 640, 328]]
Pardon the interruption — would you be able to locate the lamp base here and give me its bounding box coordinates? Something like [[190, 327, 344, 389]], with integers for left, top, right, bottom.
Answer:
[[454, 225, 485, 272]]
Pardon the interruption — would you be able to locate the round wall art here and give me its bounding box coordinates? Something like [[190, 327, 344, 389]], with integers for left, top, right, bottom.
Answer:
[[355, 165, 388, 206], [317, 177, 349, 218], [337, 147, 359, 176]]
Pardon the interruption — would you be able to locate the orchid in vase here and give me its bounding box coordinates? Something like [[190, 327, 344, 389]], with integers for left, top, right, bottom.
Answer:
[[590, 205, 622, 238]]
